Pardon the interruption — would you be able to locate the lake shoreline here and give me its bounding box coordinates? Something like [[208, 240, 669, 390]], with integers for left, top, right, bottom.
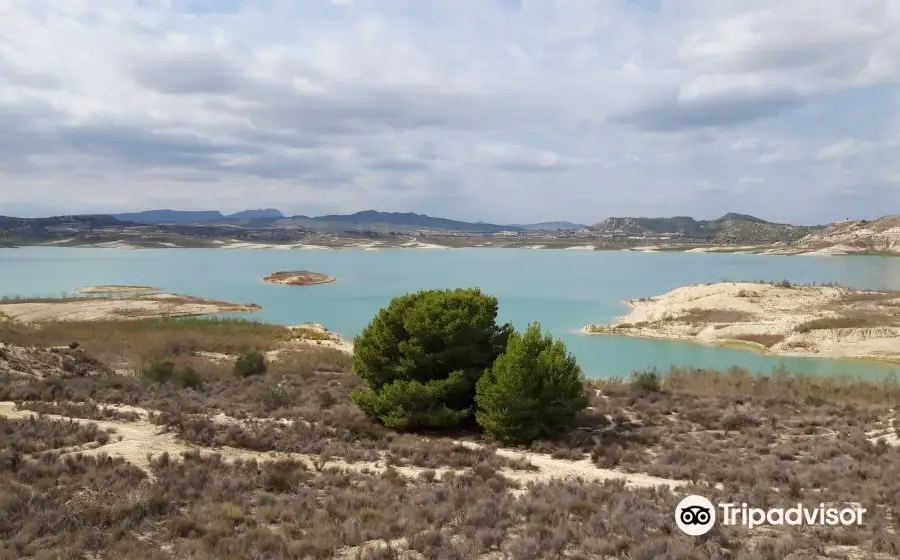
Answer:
[[4, 241, 898, 256], [584, 281, 900, 364], [4, 246, 899, 379]]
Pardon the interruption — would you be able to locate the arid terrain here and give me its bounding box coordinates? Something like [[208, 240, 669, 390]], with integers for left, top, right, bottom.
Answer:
[[584, 281, 900, 362], [8, 211, 900, 255], [2, 295, 900, 558]]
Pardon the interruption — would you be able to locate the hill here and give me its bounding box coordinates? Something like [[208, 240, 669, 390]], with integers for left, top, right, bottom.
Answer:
[[0, 214, 130, 231], [514, 221, 585, 230], [228, 209, 284, 220], [104, 209, 518, 232], [111, 210, 227, 223], [786, 216, 900, 254], [302, 210, 521, 233], [589, 213, 818, 244], [110, 209, 284, 224]]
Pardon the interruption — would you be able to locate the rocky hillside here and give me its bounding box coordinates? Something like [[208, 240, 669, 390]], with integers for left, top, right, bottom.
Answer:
[[590, 213, 817, 244], [787, 216, 900, 254]]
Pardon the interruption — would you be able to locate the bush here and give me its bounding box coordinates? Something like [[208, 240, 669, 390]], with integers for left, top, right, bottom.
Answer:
[[629, 370, 661, 393], [143, 361, 175, 383], [475, 322, 588, 444], [234, 351, 267, 377], [176, 366, 203, 390], [318, 390, 336, 409], [351, 288, 513, 430]]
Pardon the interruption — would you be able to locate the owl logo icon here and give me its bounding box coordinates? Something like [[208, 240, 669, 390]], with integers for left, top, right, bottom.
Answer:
[[676, 495, 716, 536]]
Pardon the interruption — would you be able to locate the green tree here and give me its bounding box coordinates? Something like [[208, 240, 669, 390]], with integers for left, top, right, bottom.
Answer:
[[475, 322, 588, 444], [351, 288, 513, 430]]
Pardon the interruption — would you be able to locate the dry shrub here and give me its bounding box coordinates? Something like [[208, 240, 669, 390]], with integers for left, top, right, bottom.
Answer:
[[1, 416, 111, 455], [13, 401, 141, 422]]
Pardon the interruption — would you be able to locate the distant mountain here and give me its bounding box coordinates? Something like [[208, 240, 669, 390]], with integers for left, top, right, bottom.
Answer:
[[0, 214, 131, 231], [514, 221, 585, 230], [590, 215, 701, 235], [228, 209, 284, 220], [590, 213, 819, 244], [110, 209, 285, 224], [111, 210, 226, 223], [303, 210, 521, 233]]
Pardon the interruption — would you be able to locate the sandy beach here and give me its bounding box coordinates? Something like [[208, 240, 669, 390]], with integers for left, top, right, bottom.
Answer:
[[584, 281, 900, 362]]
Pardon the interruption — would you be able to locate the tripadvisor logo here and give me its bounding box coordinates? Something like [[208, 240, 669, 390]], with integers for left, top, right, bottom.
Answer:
[[675, 495, 867, 535], [676, 495, 715, 536]]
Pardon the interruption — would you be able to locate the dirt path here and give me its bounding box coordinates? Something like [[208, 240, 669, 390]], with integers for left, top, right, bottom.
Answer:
[[0, 401, 687, 490]]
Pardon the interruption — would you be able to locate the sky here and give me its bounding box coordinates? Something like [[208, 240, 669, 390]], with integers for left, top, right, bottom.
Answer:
[[1, 0, 899, 225]]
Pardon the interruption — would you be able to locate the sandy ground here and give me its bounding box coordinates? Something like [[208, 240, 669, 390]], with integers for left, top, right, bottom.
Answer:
[[0, 400, 686, 491], [0, 294, 261, 322], [399, 240, 451, 249], [584, 282, 900, 361], [218, 240, 333, 250], [285, 323, 354, 353]]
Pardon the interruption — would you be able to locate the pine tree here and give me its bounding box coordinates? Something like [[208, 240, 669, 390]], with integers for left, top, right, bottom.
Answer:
[[475, 322, 588, 444], [351, 288, 513, 430]]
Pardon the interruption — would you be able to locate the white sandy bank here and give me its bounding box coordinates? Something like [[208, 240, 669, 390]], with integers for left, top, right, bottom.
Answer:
[[584, 282, 900, 362]]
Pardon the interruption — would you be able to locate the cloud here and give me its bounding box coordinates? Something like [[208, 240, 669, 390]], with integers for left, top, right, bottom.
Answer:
[[737, 176, 765, 185], [0, 0, 898, 223], [815, 139, 873, 161]]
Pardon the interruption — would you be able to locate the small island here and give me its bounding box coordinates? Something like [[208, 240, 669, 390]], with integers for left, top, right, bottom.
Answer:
[[584, 281, 900, 362], [263, 271, 336, 286]]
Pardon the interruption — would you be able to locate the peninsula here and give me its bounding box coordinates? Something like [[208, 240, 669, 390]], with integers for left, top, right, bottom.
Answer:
[[584, 281, 900, 362], [0, 287, 261, 322]]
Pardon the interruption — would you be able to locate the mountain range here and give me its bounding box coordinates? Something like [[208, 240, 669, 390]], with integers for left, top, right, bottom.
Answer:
[[111, 209, 284, 223], [3, 208, 898, 254], [106, 209, 523, 233], [4, 208, 820, 240], [104, 209, 581, 232]]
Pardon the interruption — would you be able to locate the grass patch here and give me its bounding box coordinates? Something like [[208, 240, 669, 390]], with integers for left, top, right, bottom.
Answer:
[[0, 317, 292, 370], [795, 313, 900, 332], [290, 326, 331, 341], [674, 307, 755, 326], [840, 290, 900, 304], [728, 333, 785, 348]]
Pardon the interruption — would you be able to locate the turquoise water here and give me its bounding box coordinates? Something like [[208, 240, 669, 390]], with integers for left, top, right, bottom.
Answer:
[[2, 247, 899, 380]]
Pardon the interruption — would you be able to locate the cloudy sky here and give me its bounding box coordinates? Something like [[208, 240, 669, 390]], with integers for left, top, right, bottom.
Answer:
[[1, 0, 898, 224]]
